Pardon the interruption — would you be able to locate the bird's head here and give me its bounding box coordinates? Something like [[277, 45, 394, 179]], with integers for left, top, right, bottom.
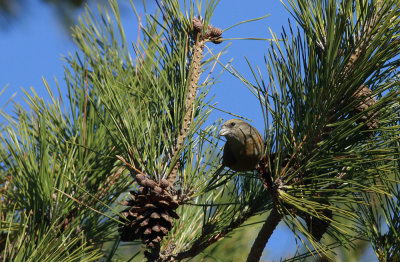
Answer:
[[219, 119, 251, 143]]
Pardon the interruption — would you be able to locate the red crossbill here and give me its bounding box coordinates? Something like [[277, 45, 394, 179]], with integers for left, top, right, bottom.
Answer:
[[219, 119, 264, 172]]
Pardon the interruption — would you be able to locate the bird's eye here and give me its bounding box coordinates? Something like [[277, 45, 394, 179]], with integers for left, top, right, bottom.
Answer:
[[230, 122, 236, 127]]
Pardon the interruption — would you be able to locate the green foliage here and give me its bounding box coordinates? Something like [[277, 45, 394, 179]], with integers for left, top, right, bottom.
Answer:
[[236, 0, 400, 259], [1, 0, 400, 261], [0, 1, 136, 260], [1, 0, 234, 260]]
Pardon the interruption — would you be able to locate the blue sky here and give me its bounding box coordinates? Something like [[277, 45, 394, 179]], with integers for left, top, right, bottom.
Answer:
[[0, 0, 377, 261], [0, 0, 287, 132]]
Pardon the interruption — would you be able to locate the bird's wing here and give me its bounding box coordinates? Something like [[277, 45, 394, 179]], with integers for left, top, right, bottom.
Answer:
[[222, 142, 237, 167]]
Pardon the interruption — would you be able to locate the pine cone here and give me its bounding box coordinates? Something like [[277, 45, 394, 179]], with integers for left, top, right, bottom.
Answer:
[[192, 17, 204, 33], [119, 176, 179, 248], [204, 25, 223, 44], [208, 26, 222, 37], [304, 208, 332, 242], [352, 85, 379, 135]]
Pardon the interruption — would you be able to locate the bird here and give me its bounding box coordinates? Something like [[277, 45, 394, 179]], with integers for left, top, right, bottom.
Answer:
[[219, 119, 264, 172]]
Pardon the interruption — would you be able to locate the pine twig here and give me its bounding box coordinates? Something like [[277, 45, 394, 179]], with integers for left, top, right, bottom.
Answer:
[[167, 29, 206, 185], [167, 18, 223, 185]]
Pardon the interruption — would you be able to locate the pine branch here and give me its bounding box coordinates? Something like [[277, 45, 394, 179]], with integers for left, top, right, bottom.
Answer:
[[246, 207, 281, 262], [245, 155, 283, 262], [163, 211, 253, 261]]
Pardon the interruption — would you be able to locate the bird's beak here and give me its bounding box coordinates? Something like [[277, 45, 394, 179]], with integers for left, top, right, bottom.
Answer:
[[219, 126, 229, 137]]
